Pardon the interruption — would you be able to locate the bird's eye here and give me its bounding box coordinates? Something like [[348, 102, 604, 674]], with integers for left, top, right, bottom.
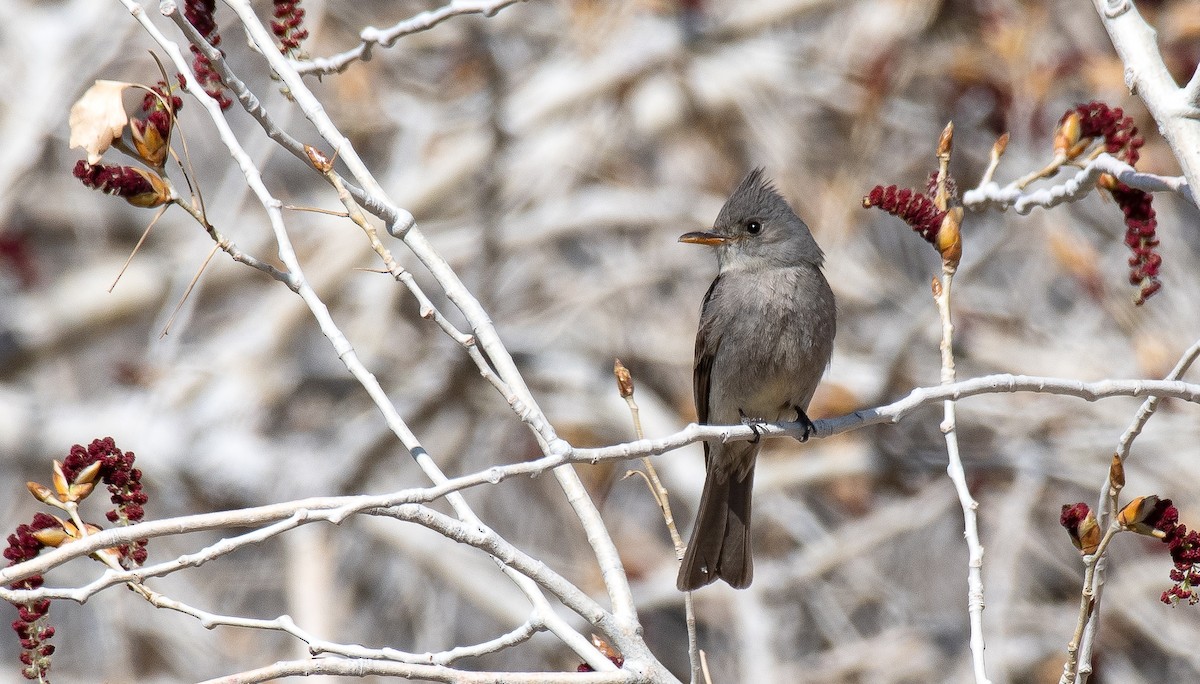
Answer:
[[746, 220, 762, 235]]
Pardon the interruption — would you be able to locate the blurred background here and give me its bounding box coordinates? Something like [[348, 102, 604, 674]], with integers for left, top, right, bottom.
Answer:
[[3, 0, 1200, 681]]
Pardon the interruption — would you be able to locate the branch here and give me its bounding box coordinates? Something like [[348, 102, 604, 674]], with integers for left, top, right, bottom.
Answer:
[[963, 152, 1192, 213], [933, 270, 990, 684], [1091, 0, 1200, 203], [1071, 338, 1200, 682], [220, 0, 639, 639], [198, 658, 637, 684], [9, 373, 1200, 589], [131, 2, 632, 670], [293, 0, 530, 76]]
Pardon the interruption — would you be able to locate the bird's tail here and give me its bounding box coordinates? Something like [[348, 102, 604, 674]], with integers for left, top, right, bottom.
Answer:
[[677, 463, 755, 590]]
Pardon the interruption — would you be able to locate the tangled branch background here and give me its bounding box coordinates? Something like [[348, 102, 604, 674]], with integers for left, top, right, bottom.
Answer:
[[4, 0, 1200, 682]]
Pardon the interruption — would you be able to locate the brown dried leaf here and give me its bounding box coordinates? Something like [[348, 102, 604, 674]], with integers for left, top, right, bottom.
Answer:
[[69, 80, 134, 165]]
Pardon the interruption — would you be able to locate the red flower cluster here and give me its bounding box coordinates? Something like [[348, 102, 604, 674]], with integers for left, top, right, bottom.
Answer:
[[134, 78, 185, 151], [1059, 502, 1100, 554], [61, 438, 149, 568], [4, 513, 60, 681], [141, 77, 186, 118], [1059, 501, 1090, 531], [1109, 182, 1161, 304], [1145, 500, 1200, 605], [72, 161, 168, 208], [1062, 101, 1160, 304], [272, 0, 309, 56], [576, 652, 625, 672], [184, 0, 232, 109], [1067, 102, 1145, 165], [862, 184, 948, 246]]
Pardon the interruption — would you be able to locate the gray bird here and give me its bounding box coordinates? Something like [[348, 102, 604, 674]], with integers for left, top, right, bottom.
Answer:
[[677, 169, 836, 590]]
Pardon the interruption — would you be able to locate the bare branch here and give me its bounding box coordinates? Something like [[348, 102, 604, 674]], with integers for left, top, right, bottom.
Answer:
[[963, 153, 1193, 213], [293, 0, 530, 76]]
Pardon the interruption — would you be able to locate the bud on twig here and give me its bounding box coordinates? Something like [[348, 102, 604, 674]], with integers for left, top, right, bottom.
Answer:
[[1118, 495, 1168, 538], [67, 481, 96, 503], [1060, 502, 1101, 555], [937, 207, 963, 268], [1109, 453, 1125, 490], [52, 460, 70, 501], [613, 359, 634, 399], [73, 460, 104, 486], [26, 481, 58, 505], [937, 121, 954, 158], [991, 132, 1009, 159], [1054, 111, 1083, 160], [31, 521, 71, 548], [131, 118, 170, 168], [305, 145, 334, 174]]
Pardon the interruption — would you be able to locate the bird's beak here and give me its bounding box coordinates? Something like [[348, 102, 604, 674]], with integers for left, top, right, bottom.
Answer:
[[678, 231, 728, 246]]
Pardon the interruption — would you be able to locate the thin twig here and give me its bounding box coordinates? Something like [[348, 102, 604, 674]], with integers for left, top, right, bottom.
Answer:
[[220, 0, 642, 653], [932, 122, 990, 684], [613, 360, 701, 683], [292, 0, 530, 76], [1071, 338, 1200, 682], [963, 152, 1193, 213], [1059, 523, 1122, 684], [934, 268, 990, 684]]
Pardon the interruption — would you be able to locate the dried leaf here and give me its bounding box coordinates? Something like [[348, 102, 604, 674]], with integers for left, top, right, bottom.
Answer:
[[69, 80, 133, 164]]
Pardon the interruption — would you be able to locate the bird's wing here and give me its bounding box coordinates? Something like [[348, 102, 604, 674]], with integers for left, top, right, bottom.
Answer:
[[694, 275, 722, 464]]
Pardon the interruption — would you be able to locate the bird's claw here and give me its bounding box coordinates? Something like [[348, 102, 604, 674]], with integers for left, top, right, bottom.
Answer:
[[792, 405, 816, 443], [738, 408, 767, 444]]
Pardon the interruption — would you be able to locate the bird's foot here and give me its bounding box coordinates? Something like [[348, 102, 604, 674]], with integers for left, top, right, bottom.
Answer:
[[738, 408, 768, 444], [791, 405, 816, 443]]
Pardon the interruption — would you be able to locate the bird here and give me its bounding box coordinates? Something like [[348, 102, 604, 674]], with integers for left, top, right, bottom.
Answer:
[[676, 168, 836, 590]]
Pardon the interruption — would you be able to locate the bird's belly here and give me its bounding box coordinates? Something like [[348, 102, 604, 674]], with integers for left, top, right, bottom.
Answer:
[[738, 373, 803, 419]]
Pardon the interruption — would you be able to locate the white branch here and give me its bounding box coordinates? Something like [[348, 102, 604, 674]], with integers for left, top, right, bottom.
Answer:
[[139, 0, 628, 672], [933, 269, 991, 684], [293, 0, 530, 76], [1091, 0, 1200, 204], [198, 658, 637, 684], [220, 0, 639, 643], [8, 372, 1200, 592], [963, 153, 1192, 213], [1072, 338, 1200, 681]]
